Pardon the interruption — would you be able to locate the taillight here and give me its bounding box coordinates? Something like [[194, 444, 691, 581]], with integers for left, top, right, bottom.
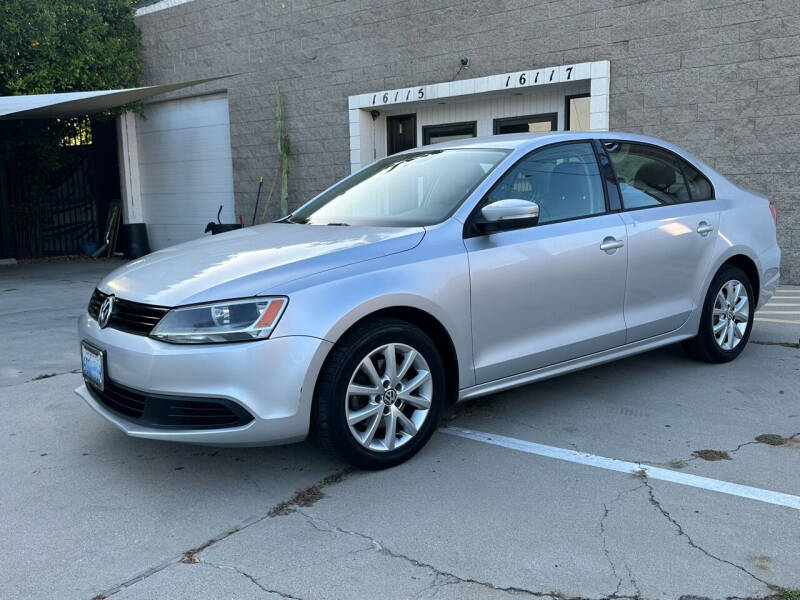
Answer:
[[769, 202, 777, 226]]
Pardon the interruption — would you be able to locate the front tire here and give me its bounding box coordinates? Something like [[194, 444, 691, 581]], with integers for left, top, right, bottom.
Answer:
[[682, 265, 754, 363], [313, 318, 446, 469]]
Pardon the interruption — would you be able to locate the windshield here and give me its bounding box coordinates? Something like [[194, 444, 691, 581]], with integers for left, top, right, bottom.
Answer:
[[290, 148, 509, 226]]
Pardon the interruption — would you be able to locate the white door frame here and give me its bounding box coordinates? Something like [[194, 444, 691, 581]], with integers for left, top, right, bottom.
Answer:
[[347, 60, 610, 173], [116, 112, 143, 226]]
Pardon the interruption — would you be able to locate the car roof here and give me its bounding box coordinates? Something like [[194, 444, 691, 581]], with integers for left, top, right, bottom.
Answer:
[[401, 130, 715, 176], [406, 130, 680, 154]]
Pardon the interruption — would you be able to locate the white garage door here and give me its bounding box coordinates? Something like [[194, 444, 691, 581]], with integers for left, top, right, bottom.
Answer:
[[136, 93, 235, 250]]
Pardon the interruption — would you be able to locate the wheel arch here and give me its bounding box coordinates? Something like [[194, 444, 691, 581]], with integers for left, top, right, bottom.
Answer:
[[720, 254, 760, 307], [322, 306, 461, 406]]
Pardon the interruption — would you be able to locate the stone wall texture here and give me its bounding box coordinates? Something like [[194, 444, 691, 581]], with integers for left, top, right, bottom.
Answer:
[[135, 0, 800, 283]]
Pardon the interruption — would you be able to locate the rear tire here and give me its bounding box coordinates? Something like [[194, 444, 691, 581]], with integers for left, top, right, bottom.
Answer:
[[682, 265, 754, 363], [313, 318, 446, 470]]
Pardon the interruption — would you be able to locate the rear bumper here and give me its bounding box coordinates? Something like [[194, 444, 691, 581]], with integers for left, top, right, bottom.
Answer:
[[75, 313, 332, 446]]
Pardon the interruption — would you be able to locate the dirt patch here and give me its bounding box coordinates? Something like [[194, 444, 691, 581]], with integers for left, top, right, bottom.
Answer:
[[691, 449, 731, 461], [31, 373, 58, 381], [750, 555, 774, 571], [756, 434, 787, 446], [181, 529, 239, 564], [666, 459, 687, 469], [181, 548, 203, 564], [268, 469, 352, 517]]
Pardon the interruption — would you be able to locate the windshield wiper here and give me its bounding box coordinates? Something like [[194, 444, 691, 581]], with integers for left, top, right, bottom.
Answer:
[[326, 222, 350, 226]]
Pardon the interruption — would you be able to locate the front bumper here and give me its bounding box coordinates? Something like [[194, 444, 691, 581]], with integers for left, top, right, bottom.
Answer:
[[75, 313, 332, 446]]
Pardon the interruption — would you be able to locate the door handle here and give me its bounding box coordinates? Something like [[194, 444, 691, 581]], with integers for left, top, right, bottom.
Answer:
[[697, 222, 713, 236], [600, 236, 625, 253]]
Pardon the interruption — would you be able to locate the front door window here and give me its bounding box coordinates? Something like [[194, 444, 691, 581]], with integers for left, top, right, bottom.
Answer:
[[481, 142, 606, 224]]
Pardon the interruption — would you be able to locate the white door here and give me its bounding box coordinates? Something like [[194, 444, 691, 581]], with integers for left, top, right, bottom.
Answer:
[[136, 93, 235, 250]]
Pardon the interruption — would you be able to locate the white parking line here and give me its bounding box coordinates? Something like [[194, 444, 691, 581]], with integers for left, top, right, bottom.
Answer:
[[755, 317, 800, 324], [440, 427, 800, 511]]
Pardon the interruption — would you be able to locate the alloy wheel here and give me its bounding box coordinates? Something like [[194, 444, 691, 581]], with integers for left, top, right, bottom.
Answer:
[[712, 279, 749, 351], [345, 343, 432, 452]]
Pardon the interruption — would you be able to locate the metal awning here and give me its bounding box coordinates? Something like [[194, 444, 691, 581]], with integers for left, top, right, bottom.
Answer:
[[0, 77, 225, 120]]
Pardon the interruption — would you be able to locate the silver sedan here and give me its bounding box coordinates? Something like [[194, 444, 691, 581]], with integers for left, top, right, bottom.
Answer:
[[76, 132, 781, 469]]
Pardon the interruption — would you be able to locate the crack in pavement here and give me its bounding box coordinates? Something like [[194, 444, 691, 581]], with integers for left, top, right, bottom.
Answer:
[[600, 503, 623, 598], [93, 477, 779, 600], [201, 559, 306, 599], [87, 446, 795, 599], [639, 475, 770, 589], [88, 469, 351, 599], [295, 509, 561, 598], [750, 340, 800, 349], [87, 522, 251, 600], [1, 368, 82, 389], [621, 563, 641, 599], [600, 484, 646, 599], [295, 509, 641, 600], [408, 573, 469, 600]]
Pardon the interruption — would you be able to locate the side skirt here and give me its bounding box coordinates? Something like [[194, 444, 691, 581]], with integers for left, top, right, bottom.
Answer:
[[457, 331, 695, 402]]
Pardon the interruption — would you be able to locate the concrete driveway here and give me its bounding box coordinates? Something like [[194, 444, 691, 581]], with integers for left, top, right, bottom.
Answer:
[[1, 259, 799, 600]]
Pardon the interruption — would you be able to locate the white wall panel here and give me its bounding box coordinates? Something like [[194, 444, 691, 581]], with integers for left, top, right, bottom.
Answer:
[[349, 60, 608, 171], [373, 80, 588, 160], [136, 93, 235, 251]]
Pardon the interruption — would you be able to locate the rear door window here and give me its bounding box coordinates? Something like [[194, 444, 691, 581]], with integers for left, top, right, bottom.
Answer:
[[603, 142, 690, 208]]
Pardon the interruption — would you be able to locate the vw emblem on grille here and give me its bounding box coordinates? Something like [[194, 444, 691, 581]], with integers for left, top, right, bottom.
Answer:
[[98, 295, 115, 329]]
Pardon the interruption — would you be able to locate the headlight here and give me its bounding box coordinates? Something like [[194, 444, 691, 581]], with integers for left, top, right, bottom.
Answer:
[[150, 297, 287, 344]]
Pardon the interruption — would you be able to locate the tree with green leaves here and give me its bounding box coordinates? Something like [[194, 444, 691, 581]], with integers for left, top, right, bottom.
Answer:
[[0, 0, 143, 257], [0, 0, 142, 172], [0, 0, 142, 96]]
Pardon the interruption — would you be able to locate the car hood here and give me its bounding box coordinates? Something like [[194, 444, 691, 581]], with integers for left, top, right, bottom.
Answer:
[[99, 223, 425, 306]]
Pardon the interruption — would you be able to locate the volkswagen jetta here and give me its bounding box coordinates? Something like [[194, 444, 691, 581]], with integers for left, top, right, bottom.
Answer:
[[76, 132, 781, 469]]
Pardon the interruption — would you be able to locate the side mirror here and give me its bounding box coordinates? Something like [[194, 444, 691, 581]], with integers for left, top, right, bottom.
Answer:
[[473, 199, 539, 234]]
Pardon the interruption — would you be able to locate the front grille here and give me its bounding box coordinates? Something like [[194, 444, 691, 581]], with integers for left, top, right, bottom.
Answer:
[[87, 379, 254, 430], [95, 380, 146, 419], [88, 289, 170, 336]]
